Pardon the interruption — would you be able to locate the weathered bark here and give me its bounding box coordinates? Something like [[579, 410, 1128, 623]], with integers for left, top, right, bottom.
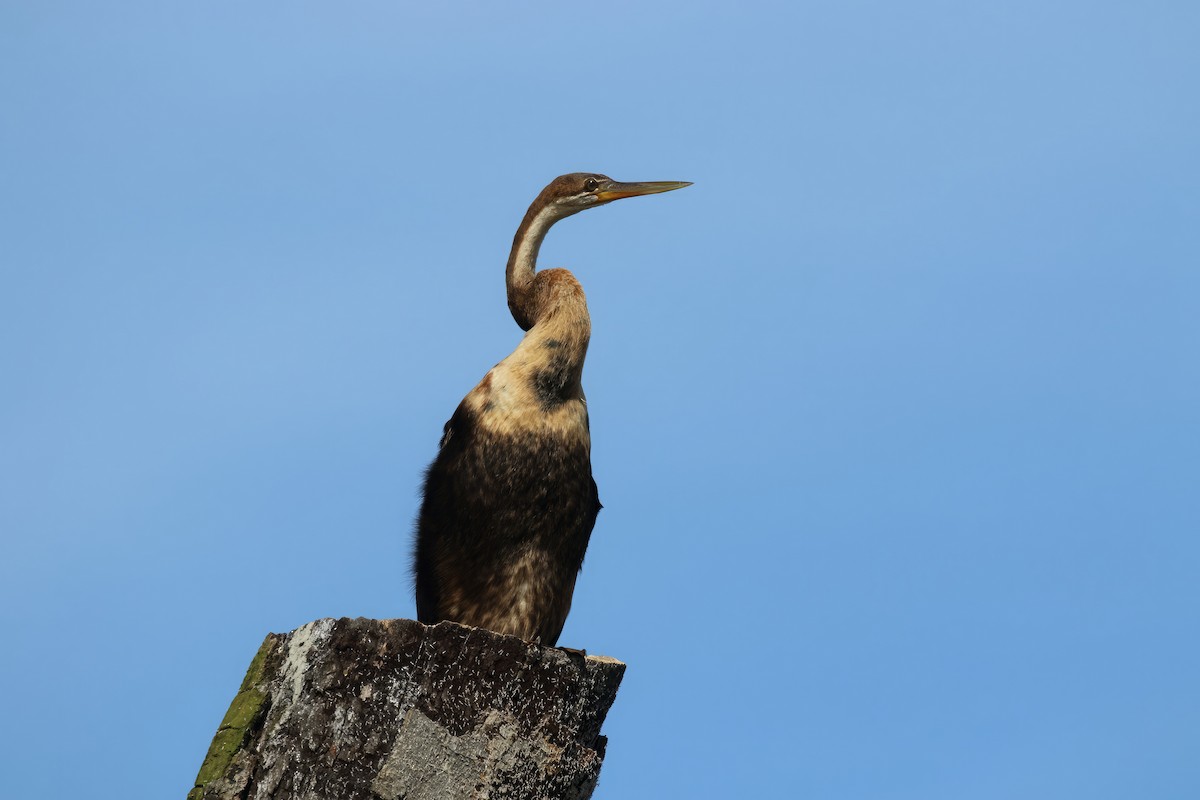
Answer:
[[188, 618, 625, 800]]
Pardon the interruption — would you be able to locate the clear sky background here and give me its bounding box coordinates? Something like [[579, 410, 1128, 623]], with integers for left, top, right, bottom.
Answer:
[[2, 2, 1198, 798]]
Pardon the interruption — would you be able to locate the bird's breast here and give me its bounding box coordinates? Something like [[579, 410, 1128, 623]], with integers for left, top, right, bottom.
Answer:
[[464, 361, 591, 446]]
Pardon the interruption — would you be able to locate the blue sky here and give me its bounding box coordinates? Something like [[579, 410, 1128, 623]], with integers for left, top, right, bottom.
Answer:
[[2, 2, 1198, 797]]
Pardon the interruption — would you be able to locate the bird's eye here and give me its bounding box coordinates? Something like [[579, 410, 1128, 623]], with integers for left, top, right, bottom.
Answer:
[[584, 178, 600, 191]]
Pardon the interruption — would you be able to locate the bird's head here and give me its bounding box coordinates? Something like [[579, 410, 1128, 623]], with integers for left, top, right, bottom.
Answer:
[[537, 172, 691, 219]]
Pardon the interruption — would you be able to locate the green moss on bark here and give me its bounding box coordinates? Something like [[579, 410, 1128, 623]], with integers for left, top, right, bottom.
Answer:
[[189, 636, 277, 799]]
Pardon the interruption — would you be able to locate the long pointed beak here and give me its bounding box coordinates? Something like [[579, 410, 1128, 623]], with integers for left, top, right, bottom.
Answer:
[[595, 180, 692, 202]]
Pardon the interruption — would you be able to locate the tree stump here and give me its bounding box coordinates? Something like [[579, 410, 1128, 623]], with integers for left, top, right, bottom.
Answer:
[[188, 618, 625, 800]]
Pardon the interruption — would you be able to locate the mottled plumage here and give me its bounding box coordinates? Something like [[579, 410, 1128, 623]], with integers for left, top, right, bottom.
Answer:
[[413, 173, 689, 645]]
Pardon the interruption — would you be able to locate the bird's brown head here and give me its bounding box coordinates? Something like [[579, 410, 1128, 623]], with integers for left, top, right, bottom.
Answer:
[[535, 172, 692, 219]]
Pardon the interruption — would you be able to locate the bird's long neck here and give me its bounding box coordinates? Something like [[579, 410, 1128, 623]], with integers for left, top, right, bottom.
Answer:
[[506, 201, 558, 331], [503, 199, 592, 402]]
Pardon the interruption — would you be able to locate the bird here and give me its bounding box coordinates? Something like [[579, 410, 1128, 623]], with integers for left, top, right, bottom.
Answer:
[[413, 172, 691, 647]]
